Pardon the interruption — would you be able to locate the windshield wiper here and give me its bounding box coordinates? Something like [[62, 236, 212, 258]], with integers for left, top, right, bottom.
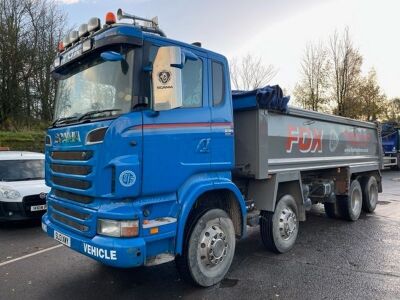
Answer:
[[52, 116, 79, 127], [77, 109, 122, 121], [51, 109, 121, 127]]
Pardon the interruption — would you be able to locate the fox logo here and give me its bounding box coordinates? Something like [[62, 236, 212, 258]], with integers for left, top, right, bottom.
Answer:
[[286, 126, 323, 153]]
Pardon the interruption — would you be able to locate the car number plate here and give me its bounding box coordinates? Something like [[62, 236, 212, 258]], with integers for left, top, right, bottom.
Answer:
[[54, 230, 71, 247], [31, 204, 47, 212]]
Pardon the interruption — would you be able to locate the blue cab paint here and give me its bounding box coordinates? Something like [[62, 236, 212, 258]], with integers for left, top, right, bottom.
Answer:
[[42, 20, 246, 267]]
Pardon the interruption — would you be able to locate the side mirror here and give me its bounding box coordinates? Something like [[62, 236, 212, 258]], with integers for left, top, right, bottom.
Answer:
[[152, 46, 183, 111]]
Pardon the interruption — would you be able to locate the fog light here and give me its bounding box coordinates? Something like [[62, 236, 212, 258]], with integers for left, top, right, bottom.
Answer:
[[97, 219, 139, 237]]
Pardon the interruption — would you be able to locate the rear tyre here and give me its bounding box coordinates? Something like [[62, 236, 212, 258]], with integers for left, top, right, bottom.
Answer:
[[338, 180, 363, 221], [260, 194, 299, 254], [361, 176, 378, 213], [175, 209, 235, 287]]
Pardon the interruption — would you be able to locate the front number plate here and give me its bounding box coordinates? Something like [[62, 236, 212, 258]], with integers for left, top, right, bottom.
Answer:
[[54, 230, 71, 247], [31, 204, 47, 212]]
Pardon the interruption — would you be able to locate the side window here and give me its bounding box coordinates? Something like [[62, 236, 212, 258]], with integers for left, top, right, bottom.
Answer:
[[212, 61, 225, 106], [182, 59, 203, 108]]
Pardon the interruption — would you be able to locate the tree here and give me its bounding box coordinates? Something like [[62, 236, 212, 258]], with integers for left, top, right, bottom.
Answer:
[[329, 27, 363, 118], [0, 0, 67, 129], [293, 42, 329, 111], [356, 69, 386, 121], [230, 54, 277, 90], [384, 98, 400, 122]]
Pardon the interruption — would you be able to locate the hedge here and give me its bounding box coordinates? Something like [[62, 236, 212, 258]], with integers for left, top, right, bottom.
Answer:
[[0, 131, 45, 153]]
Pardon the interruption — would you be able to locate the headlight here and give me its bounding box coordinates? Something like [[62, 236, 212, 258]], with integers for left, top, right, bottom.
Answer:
[[0, 187, 21, 199], [97, 219, 139, 237]]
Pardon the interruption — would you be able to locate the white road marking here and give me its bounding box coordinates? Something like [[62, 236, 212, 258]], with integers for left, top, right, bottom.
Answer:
[[0, 244, 63, 267]]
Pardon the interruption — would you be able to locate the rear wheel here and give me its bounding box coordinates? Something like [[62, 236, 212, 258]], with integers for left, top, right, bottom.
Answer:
[[175, 209, 235, 287], [338, 180, 363, 221], [260, 194, 299, 253], [361, 176, 378, 213]]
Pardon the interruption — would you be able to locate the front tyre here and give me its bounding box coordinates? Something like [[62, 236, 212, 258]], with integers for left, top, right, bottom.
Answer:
[[260, 194, 299, 254], [176, 209, 235, 287]]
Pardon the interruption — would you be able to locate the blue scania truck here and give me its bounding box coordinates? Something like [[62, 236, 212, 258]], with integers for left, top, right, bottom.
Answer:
[[42, 9, 383, 286]]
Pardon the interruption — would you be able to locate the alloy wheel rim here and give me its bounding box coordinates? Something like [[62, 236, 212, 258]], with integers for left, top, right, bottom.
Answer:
[[278, 208, 297, 240], [198, 225, 228, 268]]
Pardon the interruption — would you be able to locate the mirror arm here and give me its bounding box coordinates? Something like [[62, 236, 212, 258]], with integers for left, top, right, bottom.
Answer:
[[170, 63, 184, 69], [143, 64, 153, 72]]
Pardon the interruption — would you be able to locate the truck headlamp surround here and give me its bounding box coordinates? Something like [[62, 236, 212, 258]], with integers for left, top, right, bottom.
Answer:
[[97, 219, 139, 237]]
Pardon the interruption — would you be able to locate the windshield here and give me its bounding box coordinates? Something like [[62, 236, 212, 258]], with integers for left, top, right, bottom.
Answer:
[[53, 47, 135, 122], [0, 160, 44, 181]]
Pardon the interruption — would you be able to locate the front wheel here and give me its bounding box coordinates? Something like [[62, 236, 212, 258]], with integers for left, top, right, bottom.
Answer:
[[175, 209, 236, 287], [260, 194, 299, 254]]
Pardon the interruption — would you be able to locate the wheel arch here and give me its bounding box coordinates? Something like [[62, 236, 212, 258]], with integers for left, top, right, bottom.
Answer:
[[248, 171, 306, 221], [175, 177, 246, 255]]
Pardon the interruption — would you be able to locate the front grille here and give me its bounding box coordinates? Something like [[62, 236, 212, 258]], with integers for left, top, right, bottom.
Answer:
[[51, 164, 92, 175], [52, 203, 90, 220], [52, 213, 89, 232], [52, 176, 91, 190], [49, 150, 94, 208], [51, 151, 93, 161], [54, 189, 93, 204]]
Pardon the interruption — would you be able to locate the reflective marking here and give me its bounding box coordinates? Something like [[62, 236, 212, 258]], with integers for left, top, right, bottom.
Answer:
[[0, 244, 63, 267]]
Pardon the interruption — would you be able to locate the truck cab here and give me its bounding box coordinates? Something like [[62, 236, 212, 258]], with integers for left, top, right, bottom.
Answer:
[[42, 9, 246, 286]]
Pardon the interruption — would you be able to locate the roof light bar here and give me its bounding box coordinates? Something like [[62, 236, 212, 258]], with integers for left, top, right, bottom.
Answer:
[[69, 30, 79, 43], [88, 17, 101, 32], [63, 35, 71, 48], [78, 24, 89, 38]]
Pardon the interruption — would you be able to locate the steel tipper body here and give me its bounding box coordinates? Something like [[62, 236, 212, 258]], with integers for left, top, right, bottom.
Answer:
[[42, 9, 382, 287], [233, 90, 382, 253]]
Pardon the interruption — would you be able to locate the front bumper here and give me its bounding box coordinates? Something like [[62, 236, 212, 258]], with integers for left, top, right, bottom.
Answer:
[[42, 213, 146, 267], [0, 199, 46, 221]]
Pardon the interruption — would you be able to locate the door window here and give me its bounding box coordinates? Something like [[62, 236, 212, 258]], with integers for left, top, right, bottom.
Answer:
[[182, 59, 203, 108], [212, 61, 225, 106]]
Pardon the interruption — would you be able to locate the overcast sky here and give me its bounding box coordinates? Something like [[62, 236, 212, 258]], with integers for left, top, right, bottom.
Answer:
[[60, 0, 400, 99]]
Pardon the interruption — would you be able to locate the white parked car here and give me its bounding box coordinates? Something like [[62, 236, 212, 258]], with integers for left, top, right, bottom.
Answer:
[[0, 151, 50, 221]]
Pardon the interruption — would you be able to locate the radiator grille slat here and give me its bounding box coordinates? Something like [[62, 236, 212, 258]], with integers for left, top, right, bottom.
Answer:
[[54, 189, 93, 204], [51, 151, 93, 161], [52, 203, 90, 220], [52, 176, 91, 190], [52, 213, 89, 232], [51, 164, 92, 175]]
